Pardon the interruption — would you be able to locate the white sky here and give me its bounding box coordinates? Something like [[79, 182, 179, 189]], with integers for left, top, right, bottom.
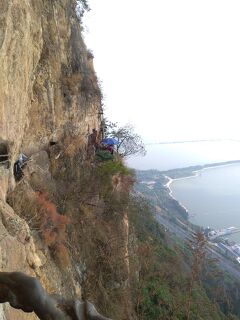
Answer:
[[83, 0, 240, 143]]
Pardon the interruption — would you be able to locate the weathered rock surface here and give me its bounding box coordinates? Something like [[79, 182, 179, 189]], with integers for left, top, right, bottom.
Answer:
[[0, 201, 40, 319], [0, 1, 134, 319], [0, 0, 101, 197], [0, 1, 102, 319]]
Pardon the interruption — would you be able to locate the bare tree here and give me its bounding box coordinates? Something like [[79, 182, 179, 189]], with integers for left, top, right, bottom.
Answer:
[[75, 0, 90, 20], [107, 123, 146, 158], [185, 231, 207, 320]]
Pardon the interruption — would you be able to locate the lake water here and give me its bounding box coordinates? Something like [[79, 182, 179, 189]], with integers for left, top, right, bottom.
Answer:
[[128, 140, 240, 171], [128, 140, 240, 242], [170, 163, 240, 242]]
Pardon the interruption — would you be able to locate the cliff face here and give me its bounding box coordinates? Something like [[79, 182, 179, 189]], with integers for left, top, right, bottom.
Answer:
[[0, 1, 122, 319], [0, 3, 231, 318], [0, 0, 100, 199]]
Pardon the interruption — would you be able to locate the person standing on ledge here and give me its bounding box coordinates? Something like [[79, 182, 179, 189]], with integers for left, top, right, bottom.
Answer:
[[87, 129, 99, 157]]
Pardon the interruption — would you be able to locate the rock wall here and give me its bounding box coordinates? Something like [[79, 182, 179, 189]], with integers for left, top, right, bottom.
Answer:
[[0, 0, 101, 197], [0, 1, 105, 319]]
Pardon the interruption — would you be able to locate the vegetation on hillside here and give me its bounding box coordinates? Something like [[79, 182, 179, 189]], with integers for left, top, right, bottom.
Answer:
[[129, 198, 221, 319], [128, 197, 240, 319], [7, 133, 240, 319]]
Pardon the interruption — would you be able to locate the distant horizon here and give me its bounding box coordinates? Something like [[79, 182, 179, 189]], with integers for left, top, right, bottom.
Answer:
[[145, 138, 240, 145], [127, 140, 240, 171]]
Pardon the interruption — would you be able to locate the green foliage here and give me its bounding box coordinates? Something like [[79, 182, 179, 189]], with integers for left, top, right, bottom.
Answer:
[[141, 282, 174, 319], [95, 161, 134, 203], [129, 196, 164, 242], [128, 197, 227, 320], [202, 263, 240, 318], [96, 161, 132, 184]]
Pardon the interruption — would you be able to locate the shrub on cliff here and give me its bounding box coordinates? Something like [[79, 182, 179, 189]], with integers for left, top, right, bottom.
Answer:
[[128, 197, 227, 320], [36, 192, 70, 267], [96, 160, 134, 198], [96, 161, 131, 178]]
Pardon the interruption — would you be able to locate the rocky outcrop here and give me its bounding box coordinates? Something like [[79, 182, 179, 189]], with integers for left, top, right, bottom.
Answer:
[[0, 1, 135, 319], [0, 1, 104, 319], [0, 200, 41, 319]]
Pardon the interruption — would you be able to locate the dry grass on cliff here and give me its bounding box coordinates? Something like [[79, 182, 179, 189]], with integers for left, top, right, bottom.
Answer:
[[36, 192, 70, 267], [63, 160, 134, 317], [52, 156, 134, 317], [8, 189, 70, 267], [68, 203, 132, 319]]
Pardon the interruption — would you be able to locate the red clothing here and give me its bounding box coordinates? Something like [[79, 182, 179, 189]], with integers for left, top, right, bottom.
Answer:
[[106, 145, 114, 154]]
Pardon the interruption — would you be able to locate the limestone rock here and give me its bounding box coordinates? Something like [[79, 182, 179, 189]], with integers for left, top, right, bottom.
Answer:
[[0, 0, 101, 194]]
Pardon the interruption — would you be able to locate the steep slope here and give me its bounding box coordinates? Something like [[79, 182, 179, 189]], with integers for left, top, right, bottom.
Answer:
[[0, 1, 105, 319], [1, 1, 239, 320], [0, 0, 101, 199]]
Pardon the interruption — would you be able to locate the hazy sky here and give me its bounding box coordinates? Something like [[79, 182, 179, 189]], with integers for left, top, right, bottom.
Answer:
[[83, 0, 240, 143]]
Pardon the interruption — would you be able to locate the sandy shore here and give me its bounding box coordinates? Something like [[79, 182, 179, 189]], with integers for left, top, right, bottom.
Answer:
[[163, 175, 190, 214]]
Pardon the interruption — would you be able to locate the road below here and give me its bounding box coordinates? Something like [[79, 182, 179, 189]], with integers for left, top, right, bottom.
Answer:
[[156, 214, 240, 281]]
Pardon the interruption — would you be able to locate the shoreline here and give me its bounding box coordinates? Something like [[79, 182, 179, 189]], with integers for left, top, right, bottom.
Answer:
[[164, 175, 190, 215], [163, 161, 240, 219], [164, 160, 240, 190]]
